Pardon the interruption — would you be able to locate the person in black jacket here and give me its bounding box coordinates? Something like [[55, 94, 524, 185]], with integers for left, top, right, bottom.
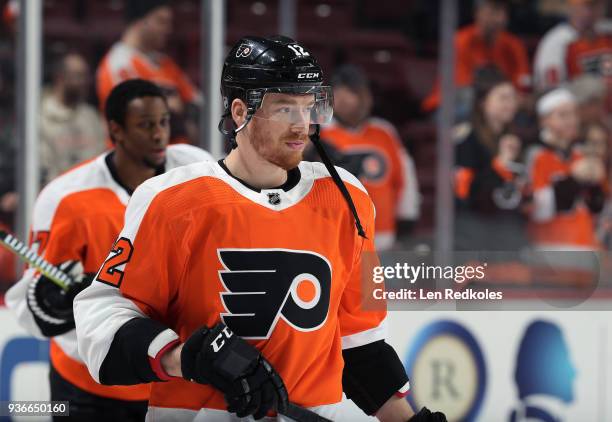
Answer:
[[453, 65, 528, 252]]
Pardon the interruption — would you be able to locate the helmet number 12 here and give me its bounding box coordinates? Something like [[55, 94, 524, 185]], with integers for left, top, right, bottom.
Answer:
[[288, 44, 310, 57]]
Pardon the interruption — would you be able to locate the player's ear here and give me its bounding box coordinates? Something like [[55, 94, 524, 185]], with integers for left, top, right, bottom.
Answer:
[[231, 99, 247, 127], [108, 121, 124, 145]]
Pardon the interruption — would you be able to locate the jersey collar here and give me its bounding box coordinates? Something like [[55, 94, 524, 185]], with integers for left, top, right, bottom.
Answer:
[[217, 159, 301, 193]]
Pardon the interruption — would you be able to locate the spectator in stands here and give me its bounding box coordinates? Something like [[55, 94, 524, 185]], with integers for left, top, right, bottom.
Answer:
[[527, 88, 605, 251], [96, 0, 201, 144], [579, 121, 612, 247], [318, 65, 420, 251], [40, 53, 106, 185], [422, 0, 531, 114], [454, 66, 528, 251], [533, 0, 607, 91]]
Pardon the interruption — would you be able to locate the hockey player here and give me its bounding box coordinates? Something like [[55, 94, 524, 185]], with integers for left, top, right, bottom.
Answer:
[[74, 36, 446, 421], [320, 65, 420, 251], [5, 79, 213, 421]]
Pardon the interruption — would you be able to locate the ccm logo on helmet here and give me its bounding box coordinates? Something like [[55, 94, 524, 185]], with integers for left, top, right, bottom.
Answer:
[[297, 72, 320, 79]]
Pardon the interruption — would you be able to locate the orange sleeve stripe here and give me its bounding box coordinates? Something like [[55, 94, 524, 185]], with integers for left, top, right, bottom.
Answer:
[[455, 167, 475, 200]]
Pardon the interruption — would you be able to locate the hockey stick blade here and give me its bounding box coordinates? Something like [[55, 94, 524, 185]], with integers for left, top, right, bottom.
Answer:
[[280, 402, 332, 422], [0, 230, 73, 290]]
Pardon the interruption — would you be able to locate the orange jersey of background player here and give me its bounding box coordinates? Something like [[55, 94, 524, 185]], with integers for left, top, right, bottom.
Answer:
[[5, 144, 211, 402], [75, 161, 389, 420], [96, 41, 201, 110], [321, 118, 420, 250]]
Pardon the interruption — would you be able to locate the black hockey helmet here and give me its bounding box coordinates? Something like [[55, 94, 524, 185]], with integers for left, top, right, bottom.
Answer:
[[218, 35, 333, 142]]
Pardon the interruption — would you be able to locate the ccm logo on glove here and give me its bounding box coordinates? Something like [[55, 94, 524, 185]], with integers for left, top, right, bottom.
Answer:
[[212, 325, 234, 352]]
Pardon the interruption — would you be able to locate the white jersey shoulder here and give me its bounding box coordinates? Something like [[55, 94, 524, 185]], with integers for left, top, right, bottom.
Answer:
[[302, 161, 369, 195], [303, 161, 375, 219], [33, 153, 122, 232], [165, 144, 214, 168], [137, 160, 217, 194], [321, 118, 341, 131], [367, 117, 402, 141], [121, 161, 219, 238], [103, 42, 141, 80]]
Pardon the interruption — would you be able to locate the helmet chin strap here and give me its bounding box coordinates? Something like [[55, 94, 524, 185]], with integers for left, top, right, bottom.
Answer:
[[218, 112, 255, 149], [309, 125, 367, 239]]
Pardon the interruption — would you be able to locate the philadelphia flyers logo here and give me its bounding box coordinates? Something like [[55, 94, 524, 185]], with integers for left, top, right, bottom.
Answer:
[[342, 149, 389, 183], [218, 249, 332, 339], [236, 43, 253, 58]]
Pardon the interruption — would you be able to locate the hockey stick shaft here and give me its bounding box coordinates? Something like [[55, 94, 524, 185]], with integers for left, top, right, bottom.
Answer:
[[0, 230, 72, 290], [280, 402, 332, 422]]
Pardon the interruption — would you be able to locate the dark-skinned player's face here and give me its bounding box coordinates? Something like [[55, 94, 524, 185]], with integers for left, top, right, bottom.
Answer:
[[114, 96, 170, 168]]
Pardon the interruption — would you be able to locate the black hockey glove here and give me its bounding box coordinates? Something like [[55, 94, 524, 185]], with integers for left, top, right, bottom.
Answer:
[[408, 407, 448, 422], [181, 322, 289, 420], [27, 260, 94, 336]]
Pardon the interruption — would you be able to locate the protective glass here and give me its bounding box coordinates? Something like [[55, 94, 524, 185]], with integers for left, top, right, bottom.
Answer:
[[246, 86, 333, 125]]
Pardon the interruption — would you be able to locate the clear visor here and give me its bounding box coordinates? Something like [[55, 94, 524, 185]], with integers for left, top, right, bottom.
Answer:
[[247, 86, 333, 125]]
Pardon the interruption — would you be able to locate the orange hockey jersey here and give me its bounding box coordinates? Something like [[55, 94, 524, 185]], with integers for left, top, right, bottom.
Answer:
[[74, 161, 393, 420], [96, 42, 201, 110], [5, 144, 213, 401], [321, 118, 420, 250]]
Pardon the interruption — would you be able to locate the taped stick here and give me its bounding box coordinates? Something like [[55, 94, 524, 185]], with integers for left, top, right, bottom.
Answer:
[[0, 230, 73, 290]]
